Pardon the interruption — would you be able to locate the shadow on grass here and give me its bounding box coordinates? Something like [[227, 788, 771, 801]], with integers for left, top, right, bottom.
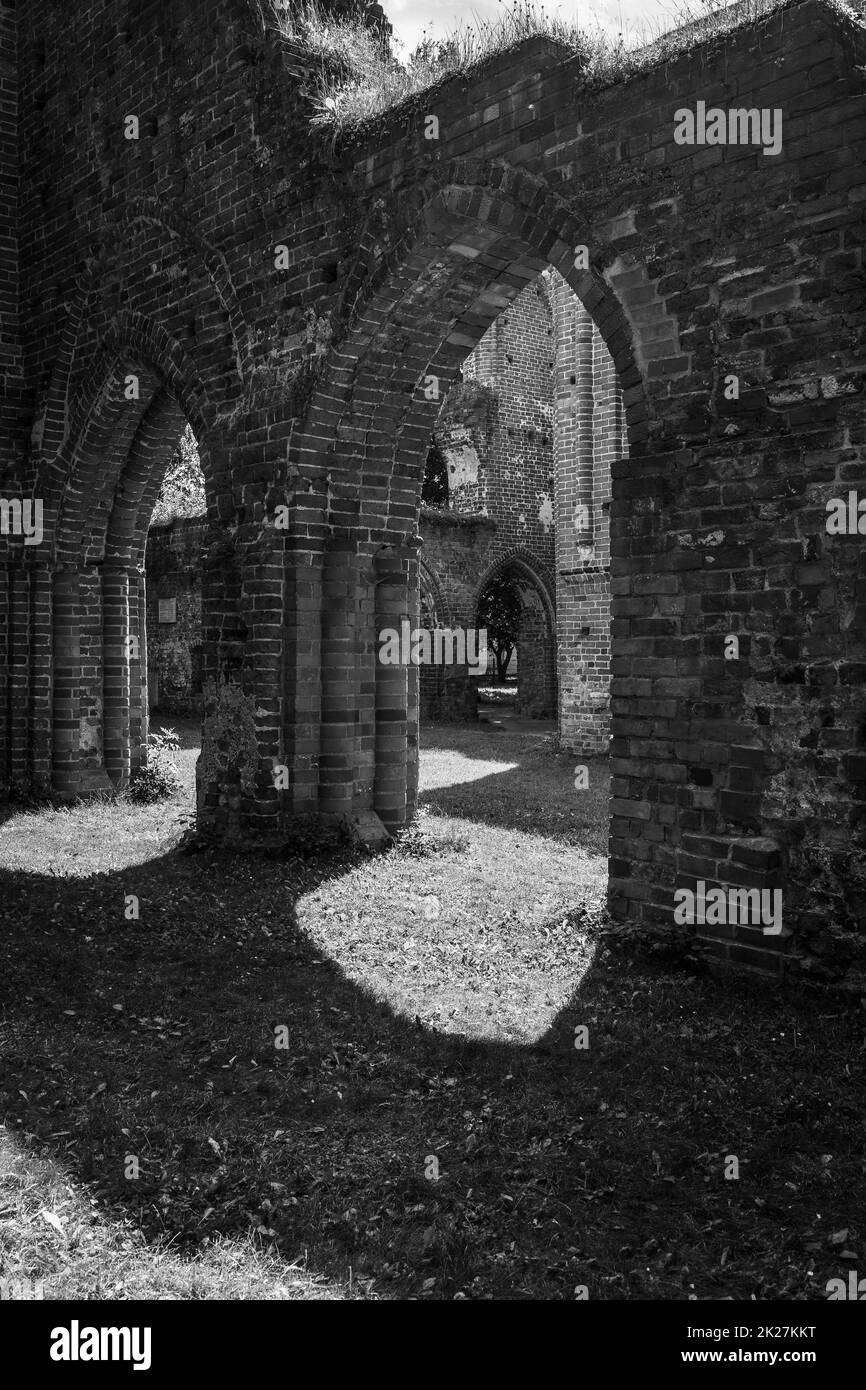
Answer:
[[0, 829, 863, 1301]]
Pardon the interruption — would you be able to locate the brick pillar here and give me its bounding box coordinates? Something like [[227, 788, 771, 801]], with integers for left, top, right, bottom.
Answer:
[[52, 568, 80, 797], [231, 528, 286, 838], [516, 588, 556, 718], [405, 543, 421, 822], [102, 563, 131, 787], [553, 276, 620, 754], [7, 565, 28, 784], [318, 537, 358, 820], [356, 549, 377, 810], [574, 305, 595, 548], [283, 535, 324, 816], [196, 517, 256, 837], [30, 562, 53, 791], [0, 564, 7, 788], [374, 547, 411, 833], [129, 568, 147, 772]]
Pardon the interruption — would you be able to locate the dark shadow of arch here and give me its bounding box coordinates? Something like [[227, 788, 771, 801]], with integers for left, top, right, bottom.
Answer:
[[0, 809, 851, 1301]]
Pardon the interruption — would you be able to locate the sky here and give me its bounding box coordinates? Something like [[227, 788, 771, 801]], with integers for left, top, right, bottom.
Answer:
[[384, 0, 704, 53]]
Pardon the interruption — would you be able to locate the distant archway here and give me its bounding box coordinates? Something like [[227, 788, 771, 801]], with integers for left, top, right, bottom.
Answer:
[[476, 551, 556, 719]]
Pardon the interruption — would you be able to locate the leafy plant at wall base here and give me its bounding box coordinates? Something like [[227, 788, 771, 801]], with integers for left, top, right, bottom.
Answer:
[[129, 729, 183, 804]]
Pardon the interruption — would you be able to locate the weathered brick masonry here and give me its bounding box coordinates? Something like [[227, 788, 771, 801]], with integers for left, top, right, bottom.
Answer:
[[143, 267, 620, 730], [144, 506, 496, 722], [422, 265, 622, 731], [552, 274, 623, 751], [1, 0, 865, 982]]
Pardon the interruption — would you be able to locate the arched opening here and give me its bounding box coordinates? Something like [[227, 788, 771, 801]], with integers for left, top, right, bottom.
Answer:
[[144, 425, 207, 728], [44, 352, 215, 807], [409, 250, 625, 748], [476, 555, 556, 722], [289, 166, 647, 848]]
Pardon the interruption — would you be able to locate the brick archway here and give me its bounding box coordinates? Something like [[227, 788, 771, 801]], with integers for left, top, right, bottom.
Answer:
[[10, 289, 235, 804], [475, 549, 557, 718], [2, 0, 865, 977], [418, 557, 450, 631], [34, 339, 212, 797], [311, 163, 650, 521], [287, 165, 649, 836]]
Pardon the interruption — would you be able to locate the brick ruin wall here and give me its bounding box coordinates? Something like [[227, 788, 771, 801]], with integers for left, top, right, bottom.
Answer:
[[552, 273, 625, 753], [144, 270, 623, 735], [420, 272, 559, 722], [145, 507, 495, 723], [424, 267, 622, 734], [1, 0, 865, 983]]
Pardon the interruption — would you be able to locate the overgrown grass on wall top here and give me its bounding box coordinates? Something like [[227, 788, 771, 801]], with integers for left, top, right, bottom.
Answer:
[[265, 0, 825, 135]]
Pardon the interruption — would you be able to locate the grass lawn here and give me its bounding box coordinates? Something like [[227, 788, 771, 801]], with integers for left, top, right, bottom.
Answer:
[[0, 721, 863, 1301]]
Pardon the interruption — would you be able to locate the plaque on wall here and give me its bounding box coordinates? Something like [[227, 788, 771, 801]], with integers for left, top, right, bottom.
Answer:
[[158, 598, 177, 624]]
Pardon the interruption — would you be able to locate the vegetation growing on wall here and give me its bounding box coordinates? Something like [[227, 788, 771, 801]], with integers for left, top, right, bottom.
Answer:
[[266, 0, 808, 133]]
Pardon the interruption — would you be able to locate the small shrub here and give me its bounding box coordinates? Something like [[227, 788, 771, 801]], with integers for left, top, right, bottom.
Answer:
[[129, 728, 182, 804]]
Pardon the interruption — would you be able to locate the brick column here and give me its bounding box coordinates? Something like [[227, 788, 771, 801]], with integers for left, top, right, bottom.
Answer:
[[6, 565, 28, 785], [374, 547, 411, 833], [405, 542, 421, 823], [102, 563, 131, 787], [129, 568, 147, 772], [30, 562, 53, 792], [318, 536, 358, 820], [244, 531, 285, 837], [356, 549, 377, 810], [0, 564, 7, 788], [283, 535, 324, 816], [516, 589, 556, 718], [574, 304, 595, 547], [552, 277, 620, 753], [52, 567, 80, 797]]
